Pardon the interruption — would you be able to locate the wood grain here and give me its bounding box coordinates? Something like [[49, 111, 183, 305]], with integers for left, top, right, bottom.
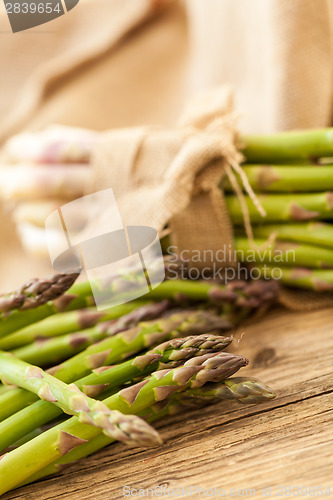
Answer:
[[3, 306, 333, 499]]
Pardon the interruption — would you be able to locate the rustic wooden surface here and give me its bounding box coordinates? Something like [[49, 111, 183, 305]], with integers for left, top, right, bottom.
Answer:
[[3, 306, 333, 500]]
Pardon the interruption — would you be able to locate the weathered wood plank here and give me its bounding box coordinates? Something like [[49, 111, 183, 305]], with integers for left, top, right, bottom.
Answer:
[[3, 307, 333, 499]]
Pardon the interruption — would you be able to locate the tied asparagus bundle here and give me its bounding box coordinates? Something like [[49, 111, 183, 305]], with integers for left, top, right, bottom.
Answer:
[[0, 271, 277, 496], [0, 307, 235, 422], [0, 351, 249, 494], [220, 128, 333, 292], [0, 334, 234, 450], [18, 376, 275, 488]]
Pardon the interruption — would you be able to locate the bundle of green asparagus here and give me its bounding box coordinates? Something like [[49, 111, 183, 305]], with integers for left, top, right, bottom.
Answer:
[[221, 128, 333, 292], [0, 272, 277, 495]]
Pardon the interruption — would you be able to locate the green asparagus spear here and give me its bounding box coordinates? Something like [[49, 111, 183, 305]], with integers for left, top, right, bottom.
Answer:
[[251, 265, 333, 291], [0, 352, 247, 494], [0, 334, 233, 451], [223, 165, 333, 192], [0, 384, 14, 396], [226, 192, 333, 224], [234, 237, 333, 269], [0, 273, 79, 314], [6, 427, 49, 451], [240, 222, 333, 249], [11, 301, 170, 366], [74, 277, 278, 311], [0, 351, 162, 448], [139, 378, 276, 417], [50, 310, 233, 383], [78, 334, 233, 397], [143, 278, 279, 309], [0, 309, 229, 422], [0, 280, 93, 338], [5, 417, 69, 452], [242, 129, 333, 162], [179, 377, 276, 404], [0, 387, 39, 423], [18, 401, 184, 487], [0, 302, 147, 351], [11, 330, 110, 367]]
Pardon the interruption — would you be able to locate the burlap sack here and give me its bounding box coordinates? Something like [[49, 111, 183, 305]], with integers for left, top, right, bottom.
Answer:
[[93, 87, 244, 270], [92, 87, 333, 311], [186, 0, 333, 133]]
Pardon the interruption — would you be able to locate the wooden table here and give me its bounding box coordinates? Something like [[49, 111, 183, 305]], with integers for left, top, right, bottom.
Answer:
[[3, 306, 333, 499]]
